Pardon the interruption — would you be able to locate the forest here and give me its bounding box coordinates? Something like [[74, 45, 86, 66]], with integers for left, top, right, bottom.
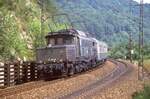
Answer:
[[0, 0, 150, 61]]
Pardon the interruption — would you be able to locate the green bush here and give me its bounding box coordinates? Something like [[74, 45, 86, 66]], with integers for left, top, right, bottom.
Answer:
[[133, 85, 150, 99]]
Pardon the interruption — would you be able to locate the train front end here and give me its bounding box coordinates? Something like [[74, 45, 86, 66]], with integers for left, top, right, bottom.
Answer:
[[36, 30, 77, 78]]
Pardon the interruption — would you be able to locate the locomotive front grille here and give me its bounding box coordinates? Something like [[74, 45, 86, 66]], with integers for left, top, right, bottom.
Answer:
[[36, 45, 76, 63], [36, 47, 66, 62]]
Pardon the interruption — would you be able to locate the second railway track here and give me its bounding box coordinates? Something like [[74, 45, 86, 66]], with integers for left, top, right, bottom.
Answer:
[[59, 59, 132, 99]]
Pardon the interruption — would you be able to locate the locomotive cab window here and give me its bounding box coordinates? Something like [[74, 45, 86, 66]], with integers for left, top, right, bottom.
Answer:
[[48, 38, 55, 46], [47, 35, 75, 46], [57, 38, 63, 45], [93, 42, 95, 46]]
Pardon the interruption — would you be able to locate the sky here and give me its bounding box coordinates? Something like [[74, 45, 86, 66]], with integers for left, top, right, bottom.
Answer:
[[133, 0, 150, 3]]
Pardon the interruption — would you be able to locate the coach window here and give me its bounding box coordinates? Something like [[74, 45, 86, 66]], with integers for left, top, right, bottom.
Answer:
[[93, 42, 95, 46]]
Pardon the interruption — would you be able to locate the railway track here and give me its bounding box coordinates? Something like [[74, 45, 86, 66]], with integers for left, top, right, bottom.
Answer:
[[59, 60, 132, 99], [0, 61, 105, 97], [0, 60, 131, 98]]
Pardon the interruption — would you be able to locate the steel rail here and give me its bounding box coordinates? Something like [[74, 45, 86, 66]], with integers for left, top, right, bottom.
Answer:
[[0, 61, 105, 97], [59, 60, 132, 99]]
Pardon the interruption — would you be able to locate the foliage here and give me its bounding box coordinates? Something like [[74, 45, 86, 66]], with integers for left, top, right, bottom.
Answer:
[[109, 41, 150, 60], [109, 41, 128, 59], [0, 0, 56, 61], [0, 0, 150, 61], [0, 12, 30, 60], [54, 0, 150, 59], [55, 0, 150, 46], [133, 85, 150, 99], [144, 60, 150, 72], [0, 0, 70, 61]]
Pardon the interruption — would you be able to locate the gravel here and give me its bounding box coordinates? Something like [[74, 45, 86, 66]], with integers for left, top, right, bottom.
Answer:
[[79, 63, 145, 99], [2, 61, 116, 99]]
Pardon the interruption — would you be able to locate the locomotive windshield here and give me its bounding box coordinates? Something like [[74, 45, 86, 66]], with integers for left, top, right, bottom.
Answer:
[[47, 35, 74, 46]]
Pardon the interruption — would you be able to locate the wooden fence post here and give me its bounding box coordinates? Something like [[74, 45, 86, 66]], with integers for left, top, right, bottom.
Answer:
[[4, 63, 10, 87], [30, 62, 35, 81], [36, 63, 41, 80], [22, 62, 28, 83], [14, 62, 20, 84], [36, 63, 42, 80], [0, 62, 5, 88]]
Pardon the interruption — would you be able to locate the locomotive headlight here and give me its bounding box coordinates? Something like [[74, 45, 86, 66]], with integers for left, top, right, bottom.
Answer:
[[48, 58, 63, 62], [51, 59, 54, 61], [48, 58, 51, 61], [60, 59, 63, 62], [54, 59, 56, 62], [49, 58, 56, 62]]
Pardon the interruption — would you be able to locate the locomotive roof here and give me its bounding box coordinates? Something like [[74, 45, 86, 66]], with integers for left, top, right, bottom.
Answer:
[[99, 41, 108, 47], [76, 30, 87, 37], [45, 29, 87, 38], [91, 38, 108, 47]]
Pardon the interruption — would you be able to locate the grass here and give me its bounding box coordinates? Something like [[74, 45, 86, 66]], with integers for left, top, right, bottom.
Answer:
[[144, 60, 150, 72], [132, 59, 150, 99], [132, 85, 150, 99]]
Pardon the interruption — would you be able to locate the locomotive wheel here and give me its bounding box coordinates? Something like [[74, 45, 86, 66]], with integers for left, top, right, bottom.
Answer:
[[79, 64, 83, 72], [63, 68, 68, 77], [75, 65, 80, 73], [92, 60, 96, 67], [68, 66, 75, 76], [83, 63, 88, 71]]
